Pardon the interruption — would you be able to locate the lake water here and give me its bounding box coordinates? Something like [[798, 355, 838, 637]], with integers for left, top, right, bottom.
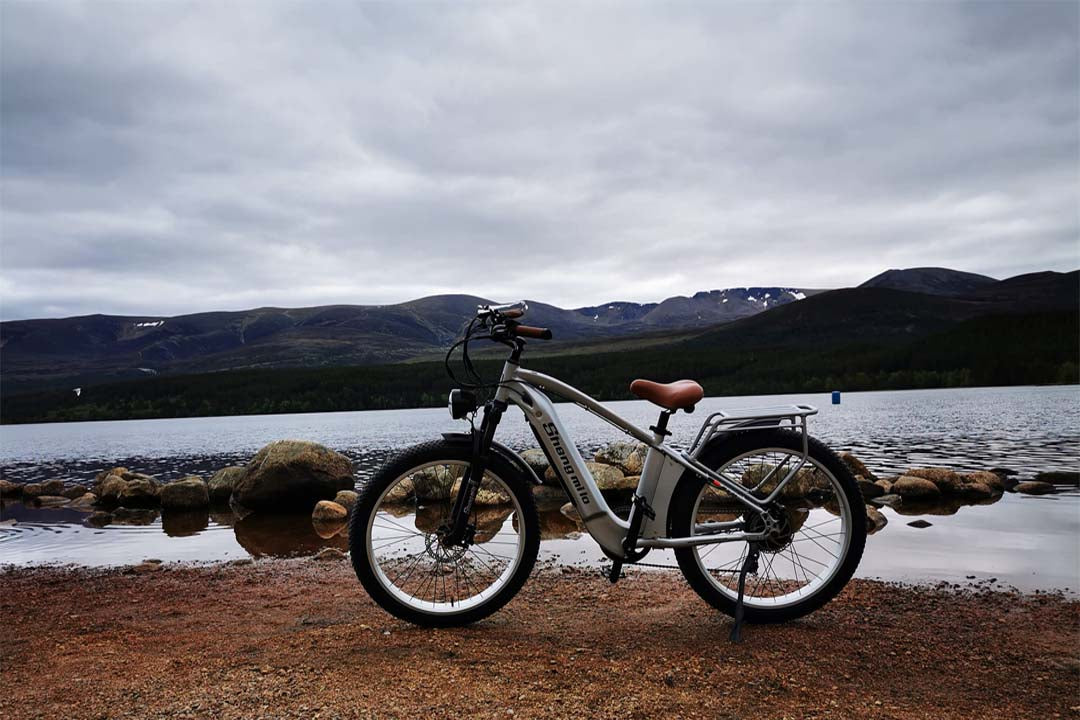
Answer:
[[2, 385, 1078, 590]]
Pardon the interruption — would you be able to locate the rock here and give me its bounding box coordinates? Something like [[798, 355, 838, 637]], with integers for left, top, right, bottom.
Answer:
[[407, 465, 456, 502], [740, 463, 815, 499], [85, 511, 113, 527], [314, 547, 348, 561], [160, 477, 209, 510], [989, 467, 1018, 478], [21, 483, 43, 499], [98, 476, 128, 503], [594, 442, 648, 475], [587, 462, 631, 491], [960, 471, 1005, 494], [119, 477, 161, 507], [1015, 481, 1056, 496], [383, 477, 414, 503], [1033, 471, 1079, 487], [128, 560, 164, 574], [905, 468, 964, 494], [532, 484, 568, 510], [519, 449, 551, 480], [857, 478, 884, 499], [35, 495, 70, 507], [40, 479, 66, 495], [865, 505, 888, 534], [110, 507, 159, 526], [907, 519, 933, 529], [208, 466, 245, 504], [312, 519, 347, 539], [94, 466, 128, 484], [61, 485, 90, 499], [874, 479, 894, 494], [841, 452, 878, 482], [69, 493, 98, 507], [333, 490, 358, 510], [450, 477, 511, 506], [232, 440, 355, 511], [0, 479, 22, 497], [559, 502, 582, 524], [892, 475, 941, 500], [958, 482, 994, 500], [870, 493, 903, 509], [312, 500, 349, 521]]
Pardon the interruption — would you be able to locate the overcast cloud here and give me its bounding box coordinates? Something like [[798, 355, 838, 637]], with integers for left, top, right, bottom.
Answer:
[[1, 1, 1077, 320]]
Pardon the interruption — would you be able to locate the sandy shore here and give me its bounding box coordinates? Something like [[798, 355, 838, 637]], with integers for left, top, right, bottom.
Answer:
[[1, 559, 1076, 720]]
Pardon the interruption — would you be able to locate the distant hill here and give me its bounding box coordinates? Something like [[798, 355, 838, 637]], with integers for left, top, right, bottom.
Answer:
[[860, 267, 997, 296], [0, 285, 819, 395]]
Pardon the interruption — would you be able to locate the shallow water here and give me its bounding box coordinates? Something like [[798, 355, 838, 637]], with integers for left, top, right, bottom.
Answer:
[[1, 385, 1078, 590]]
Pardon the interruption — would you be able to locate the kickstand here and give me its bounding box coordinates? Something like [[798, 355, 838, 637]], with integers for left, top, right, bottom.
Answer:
[[607, 559, 623, 584], [729, 542, 761, 644]]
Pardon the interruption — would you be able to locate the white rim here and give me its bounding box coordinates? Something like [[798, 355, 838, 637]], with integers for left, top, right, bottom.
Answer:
[[691, 448, 853, 610], [366, 461, 526, 616]]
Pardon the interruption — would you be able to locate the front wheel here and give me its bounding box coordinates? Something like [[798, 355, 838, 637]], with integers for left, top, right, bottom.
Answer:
[[349, 440, 540, 627], [669, 430, 866, 623]]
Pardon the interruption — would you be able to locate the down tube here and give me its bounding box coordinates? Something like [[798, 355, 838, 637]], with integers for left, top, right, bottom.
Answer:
[[506, 382, 628, 557]]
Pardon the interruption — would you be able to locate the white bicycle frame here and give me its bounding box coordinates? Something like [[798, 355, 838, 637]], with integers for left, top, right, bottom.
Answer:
[[492, 360, 819, 560]]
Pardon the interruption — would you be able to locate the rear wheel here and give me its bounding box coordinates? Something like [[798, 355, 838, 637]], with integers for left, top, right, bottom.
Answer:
[[668, 430, 866, 623], [349, 440, 540, 627]]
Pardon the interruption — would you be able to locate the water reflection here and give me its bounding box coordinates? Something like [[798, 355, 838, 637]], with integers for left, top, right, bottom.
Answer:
[[233, 512, 349, 558]]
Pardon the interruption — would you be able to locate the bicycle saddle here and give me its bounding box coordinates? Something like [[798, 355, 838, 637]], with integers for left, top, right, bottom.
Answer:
[[629, 379, 704, 411]]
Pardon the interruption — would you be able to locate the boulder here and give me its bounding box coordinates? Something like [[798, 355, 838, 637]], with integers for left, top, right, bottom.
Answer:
[[960, 471, 1005, 494], [160, 477, 209, 510], [40, 479, 66, 496], [61, 485, 90, 499], [21, 483, 43, 499], [208, 466, 245, 504], [85, 511, 113, 527], [857, 478, 884, 499], [98, 476, 128, 503], [865, 505, 888, 535], [70, 493, 98, 508], [958, 482, 994, 500], [333, 490, 358, 511], [841, 452, 878, 482], [36, 495, 70, 507], [1034, 471, 1079, 487], [740, 463, 816, 499], [594, 442, 647, 475], [1015, 481, 1056, 496], [989, 467, 1018, 478], [586, 462, 631, 491], [519, 449, 551, 480], [409, 465, 456, 501], [532, 484, 568, 510], [232, 440, 355, 511], [0, 479, 22, 497], [450, 477, 511, 506], [905, 468, 964, 494], [874, 479, 894, 495], [312, 500, 348, 521], [94, 467, 128, 485], [383, 477, 414, 503], [892, 476, 941, 500], [119, 477, 161, 507], [870, 494, 902, 509]]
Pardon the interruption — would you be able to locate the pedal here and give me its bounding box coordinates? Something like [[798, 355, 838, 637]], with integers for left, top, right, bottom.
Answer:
[[729, 542, 761, 644], [633, 495, 656, 520]]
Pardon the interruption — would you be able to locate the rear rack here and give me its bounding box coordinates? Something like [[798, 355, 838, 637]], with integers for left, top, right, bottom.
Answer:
[[687, 404, 818, 458]]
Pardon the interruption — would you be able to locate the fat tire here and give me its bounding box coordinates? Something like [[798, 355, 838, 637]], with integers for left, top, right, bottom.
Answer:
[[668, 430, 866, 623], [349, 440, 540, 627]]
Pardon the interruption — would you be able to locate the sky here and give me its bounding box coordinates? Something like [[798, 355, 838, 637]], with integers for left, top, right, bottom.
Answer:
[[1, 1, 1077, 321]]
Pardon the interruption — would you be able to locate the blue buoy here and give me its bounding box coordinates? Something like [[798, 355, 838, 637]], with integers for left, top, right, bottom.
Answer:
[[831, 390, 841, 405]]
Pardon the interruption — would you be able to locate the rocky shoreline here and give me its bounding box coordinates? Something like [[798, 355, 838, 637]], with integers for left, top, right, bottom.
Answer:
[[0, 559, 1076, 720], [1, 439, 1076, 547]]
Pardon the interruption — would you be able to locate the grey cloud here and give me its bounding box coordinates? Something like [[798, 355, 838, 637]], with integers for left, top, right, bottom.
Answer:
[[0, 0, 1076, 320]]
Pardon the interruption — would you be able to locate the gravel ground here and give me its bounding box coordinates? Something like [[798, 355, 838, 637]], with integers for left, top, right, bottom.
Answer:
[[1, 559, 1077, 720]]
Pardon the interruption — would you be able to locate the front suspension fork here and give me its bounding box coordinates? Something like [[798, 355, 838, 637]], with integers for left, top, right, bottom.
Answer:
[[443, 399, 507, 546]]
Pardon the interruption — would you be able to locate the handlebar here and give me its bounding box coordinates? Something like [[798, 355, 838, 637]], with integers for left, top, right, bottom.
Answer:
[[511, 324, 552, 340], [478, 301, 527, 319]]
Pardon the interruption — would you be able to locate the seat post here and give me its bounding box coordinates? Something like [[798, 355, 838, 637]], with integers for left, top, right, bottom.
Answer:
[[650, 410, 673, 439]]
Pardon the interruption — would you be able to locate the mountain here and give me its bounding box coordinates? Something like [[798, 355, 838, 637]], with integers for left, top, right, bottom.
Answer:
[[0, 285, 819, 395], [859, 267, 997, 296]]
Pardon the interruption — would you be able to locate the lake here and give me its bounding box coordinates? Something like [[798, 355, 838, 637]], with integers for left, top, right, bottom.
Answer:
[[2, 385, 1078, 590]]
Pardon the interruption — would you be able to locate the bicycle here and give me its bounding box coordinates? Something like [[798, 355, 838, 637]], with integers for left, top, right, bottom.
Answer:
[[349, 302, 866, 639]]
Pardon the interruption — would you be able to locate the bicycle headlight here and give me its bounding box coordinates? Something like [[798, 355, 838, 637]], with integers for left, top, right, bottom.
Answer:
[[448, 389, 478, 420]]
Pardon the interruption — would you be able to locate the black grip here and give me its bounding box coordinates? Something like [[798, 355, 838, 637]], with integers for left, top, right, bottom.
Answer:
[[514, 325, 552, 340]]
